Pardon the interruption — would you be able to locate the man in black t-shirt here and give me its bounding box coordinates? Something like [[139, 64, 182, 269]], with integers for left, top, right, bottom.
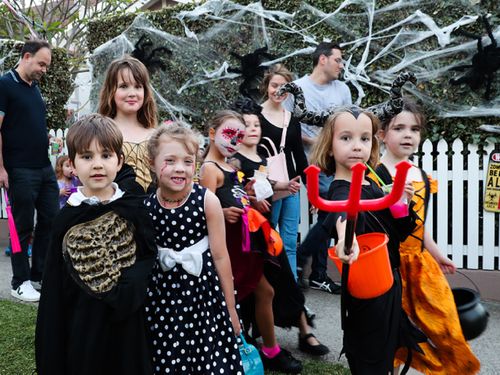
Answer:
[[0, 39, 59, 302]]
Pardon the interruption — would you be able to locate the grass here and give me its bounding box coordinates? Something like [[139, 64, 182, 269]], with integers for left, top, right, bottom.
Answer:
[[0, 299, 350, 375], [0, 300, 37, 375]]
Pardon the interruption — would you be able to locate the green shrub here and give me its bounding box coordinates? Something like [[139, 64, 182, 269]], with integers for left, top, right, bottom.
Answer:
[[86, 0, 499, 143]]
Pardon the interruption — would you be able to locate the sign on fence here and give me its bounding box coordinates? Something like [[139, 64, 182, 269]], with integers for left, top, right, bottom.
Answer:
[[484, 149, 500, 212]]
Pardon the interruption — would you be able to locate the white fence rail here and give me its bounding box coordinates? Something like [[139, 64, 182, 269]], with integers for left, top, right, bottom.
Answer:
[[1, 137, 498, 271]]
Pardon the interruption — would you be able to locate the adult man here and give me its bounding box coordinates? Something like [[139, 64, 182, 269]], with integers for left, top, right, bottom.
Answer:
[[286, 42, 352, 294], [0, 39, 59, 302]]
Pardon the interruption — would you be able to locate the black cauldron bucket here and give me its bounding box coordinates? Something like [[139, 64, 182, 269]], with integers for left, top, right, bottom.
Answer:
[[452, 271, 489, 341]]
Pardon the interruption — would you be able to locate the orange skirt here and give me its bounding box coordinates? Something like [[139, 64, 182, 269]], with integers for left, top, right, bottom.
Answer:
[[394, 247, 480, 374]]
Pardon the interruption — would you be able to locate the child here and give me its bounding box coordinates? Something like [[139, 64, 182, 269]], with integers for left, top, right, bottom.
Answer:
[[376, 98, 480, 374], [232, 97, 329, 357], [144, 122, 243, 374], [200, 110, 303, 374], [55, 155, 79, 208], [99, 56, 158, 193], [310, 106, 424, 374], [35, 114, 157, 375]]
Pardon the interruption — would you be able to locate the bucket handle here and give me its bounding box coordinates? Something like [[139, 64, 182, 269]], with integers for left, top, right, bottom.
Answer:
[[455, 269, 480, 294]]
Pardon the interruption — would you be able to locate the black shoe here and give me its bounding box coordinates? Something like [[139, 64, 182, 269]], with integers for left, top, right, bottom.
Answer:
[[298, 333, 330, 356], [260, 348, 303, 374], [309, 276, 341, 295]]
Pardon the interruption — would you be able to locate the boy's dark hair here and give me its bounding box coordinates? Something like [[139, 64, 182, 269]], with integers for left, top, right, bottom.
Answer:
[[21, 39, 51, 58], [230, 97, 262, 116], [312, 42, 342, 68], [66, 114, 123, 162]]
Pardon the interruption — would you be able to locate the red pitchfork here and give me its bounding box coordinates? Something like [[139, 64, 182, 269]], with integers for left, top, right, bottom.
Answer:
[[305, 161, 411, 256]]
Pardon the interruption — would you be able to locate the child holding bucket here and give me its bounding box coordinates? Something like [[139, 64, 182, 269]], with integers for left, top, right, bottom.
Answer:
[[309, 106, 425, 374], [376, 98, 480, 374]]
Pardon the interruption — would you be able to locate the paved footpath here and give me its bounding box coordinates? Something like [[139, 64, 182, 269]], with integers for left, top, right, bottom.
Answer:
[[1, 245, 499, 374]]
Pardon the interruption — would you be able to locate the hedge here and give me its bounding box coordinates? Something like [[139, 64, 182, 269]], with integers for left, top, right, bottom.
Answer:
[[86, 0, 499, 144]]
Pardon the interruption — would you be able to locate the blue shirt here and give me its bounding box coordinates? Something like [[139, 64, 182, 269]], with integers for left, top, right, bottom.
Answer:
[[0, 69, 50, 168]]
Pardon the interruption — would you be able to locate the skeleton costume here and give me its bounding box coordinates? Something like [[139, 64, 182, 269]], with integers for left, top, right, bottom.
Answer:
[[35, 185, 156, 375]]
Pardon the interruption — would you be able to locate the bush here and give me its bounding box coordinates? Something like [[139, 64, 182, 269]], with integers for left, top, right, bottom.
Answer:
[[86, 0, 499, 143]]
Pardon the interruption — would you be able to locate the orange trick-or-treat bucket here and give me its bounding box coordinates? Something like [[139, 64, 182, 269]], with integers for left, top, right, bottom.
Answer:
[[329, 232, 394, 299]]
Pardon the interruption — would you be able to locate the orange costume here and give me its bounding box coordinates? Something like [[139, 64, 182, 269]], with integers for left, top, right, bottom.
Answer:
[[390, 173, 480, 374]]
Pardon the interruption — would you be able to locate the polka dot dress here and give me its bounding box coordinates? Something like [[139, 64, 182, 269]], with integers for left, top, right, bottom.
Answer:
[[145, 184, 243, 374]]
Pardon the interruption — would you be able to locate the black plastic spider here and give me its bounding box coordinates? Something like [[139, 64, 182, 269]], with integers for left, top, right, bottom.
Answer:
[[228, 46, 276, 100], [449, 15, 500, 101], [131, 34, 172, 73]]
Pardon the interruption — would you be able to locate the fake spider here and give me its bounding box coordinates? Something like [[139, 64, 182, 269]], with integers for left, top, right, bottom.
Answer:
[[449, 15, 500, 101], [228, 46, 276, 100], [131, 34, 172, 73]]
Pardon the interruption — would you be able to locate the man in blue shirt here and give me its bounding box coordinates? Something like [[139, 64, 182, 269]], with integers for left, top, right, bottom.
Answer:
[[0, 39, 59, 302]]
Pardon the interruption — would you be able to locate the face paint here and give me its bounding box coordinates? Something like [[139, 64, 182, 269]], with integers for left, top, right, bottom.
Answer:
[[213, 119, 246, 157]]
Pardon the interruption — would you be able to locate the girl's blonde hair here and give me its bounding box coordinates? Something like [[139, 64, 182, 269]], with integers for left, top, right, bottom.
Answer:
[[148, 122, 200, 162], [310, 107, 380, 175], [260, 64, 294, 97], [98, 56, 158, 129], [55, 155, 70, 180]]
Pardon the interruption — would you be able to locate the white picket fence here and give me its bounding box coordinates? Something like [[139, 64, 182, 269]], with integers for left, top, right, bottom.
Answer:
[[1, 136, 499, 271]]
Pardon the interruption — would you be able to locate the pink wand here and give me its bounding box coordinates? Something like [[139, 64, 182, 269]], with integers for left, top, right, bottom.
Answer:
[[3, 189, 21, 254]]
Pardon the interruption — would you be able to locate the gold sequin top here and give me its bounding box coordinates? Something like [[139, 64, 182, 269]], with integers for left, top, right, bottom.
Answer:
[[122, 141, 152, 192]]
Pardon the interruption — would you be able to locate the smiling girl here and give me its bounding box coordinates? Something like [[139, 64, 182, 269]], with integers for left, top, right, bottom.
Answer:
[[259, 64, 308, 279], [144, 122, 243, 374], [99, 56, 158, 193]]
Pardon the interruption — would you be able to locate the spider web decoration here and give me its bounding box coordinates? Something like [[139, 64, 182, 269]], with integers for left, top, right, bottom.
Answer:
[[88, 0, 499, 128]]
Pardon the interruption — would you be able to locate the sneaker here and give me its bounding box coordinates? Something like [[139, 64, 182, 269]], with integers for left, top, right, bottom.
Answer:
[[4, 246, 11, 256], [260, 348, 303, 374], [11, 280, 40, 302], [31, 281, 42, 291], [309, 276, 342, 295], [298, 333, 330, 356]]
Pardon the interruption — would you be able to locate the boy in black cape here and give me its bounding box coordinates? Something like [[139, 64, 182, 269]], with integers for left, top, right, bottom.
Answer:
[[35, 114, 157, 375]]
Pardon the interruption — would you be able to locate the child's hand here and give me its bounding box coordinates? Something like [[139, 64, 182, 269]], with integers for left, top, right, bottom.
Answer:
[[287, 176, 301, 194], [437, 256, 456, 274], [243, 179, 256, 196], [253, 199, 271, 213], [59, 187, 70, 197], [222, 207, 245, 224], [335, 217, 359, 264], [403, 181, 415, 202], [228, 307, 241, 336]]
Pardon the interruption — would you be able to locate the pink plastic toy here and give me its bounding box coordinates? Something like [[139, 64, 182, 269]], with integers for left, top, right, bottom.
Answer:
[[3, 190, 21, 254]]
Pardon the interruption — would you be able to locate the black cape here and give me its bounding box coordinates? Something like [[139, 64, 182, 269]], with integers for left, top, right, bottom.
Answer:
[[323, 178, 424, 374], [35, 194, 157, 375]]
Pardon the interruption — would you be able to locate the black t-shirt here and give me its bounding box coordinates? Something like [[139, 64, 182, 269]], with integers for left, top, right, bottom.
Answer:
[[0, 69, 50, 168]]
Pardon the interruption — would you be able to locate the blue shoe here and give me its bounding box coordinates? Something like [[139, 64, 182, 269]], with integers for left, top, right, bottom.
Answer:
[[28, 244, 32, 257], [4, 246, 11, 256]]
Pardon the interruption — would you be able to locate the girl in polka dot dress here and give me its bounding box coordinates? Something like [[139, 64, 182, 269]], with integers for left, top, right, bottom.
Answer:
[[144, 123, 243, 374]]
